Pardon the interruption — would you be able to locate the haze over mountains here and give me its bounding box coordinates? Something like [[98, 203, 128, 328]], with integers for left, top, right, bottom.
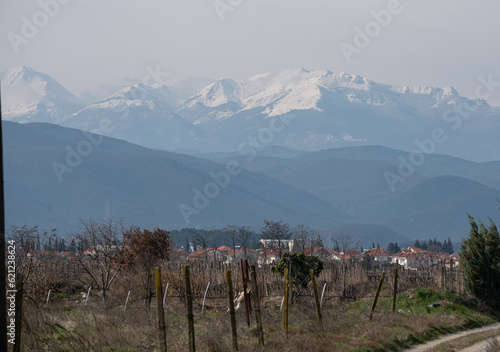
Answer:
[[2, 66, 500, 245], [2, 66, 500, 161]]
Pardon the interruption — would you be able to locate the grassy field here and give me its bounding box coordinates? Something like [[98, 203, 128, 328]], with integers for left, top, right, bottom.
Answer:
[[17, 287, 500, 351]]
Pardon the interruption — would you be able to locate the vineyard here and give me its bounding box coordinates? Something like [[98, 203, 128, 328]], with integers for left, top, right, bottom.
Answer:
[[12, 251, 500, 352]]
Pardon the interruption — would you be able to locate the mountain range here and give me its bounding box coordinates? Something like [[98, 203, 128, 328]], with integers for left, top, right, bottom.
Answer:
[[2, 66, 500, 161], [2, 66, 500, 246], [3, 121, 500, 245], [3, 121, 347, 235]]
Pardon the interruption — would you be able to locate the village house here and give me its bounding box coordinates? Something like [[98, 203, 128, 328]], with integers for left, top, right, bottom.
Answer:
[[170, 248, 189, 263], [304, 247, 341, 261], [339, 250, 362, 261], [259, 239, 294, 251], [391, 247, 457, 269], [257, 248, 281, 267], [365, 248, 390, 263]]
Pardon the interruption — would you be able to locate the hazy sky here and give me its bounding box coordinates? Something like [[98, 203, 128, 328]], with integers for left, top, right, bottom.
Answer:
[[1, 0, 500, 105]]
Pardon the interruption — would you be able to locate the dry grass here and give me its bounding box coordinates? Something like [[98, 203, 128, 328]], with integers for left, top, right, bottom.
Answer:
[[13, 260, 495, 351], [17, 287, 499, 352]]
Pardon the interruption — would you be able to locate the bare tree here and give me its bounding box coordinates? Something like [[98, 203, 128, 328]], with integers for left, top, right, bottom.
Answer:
[[292, 224, 315, 254], [224, 225, 239, 263], [237, 226, 254, 260], [193, 233, 209, 263], [207, 228, 219, 264], [332, 234, 361, 300], [7, 225, 58, 297], [261, 220, 292, 259], [74, 219, 125, 306], [122, 226, 171, 306]]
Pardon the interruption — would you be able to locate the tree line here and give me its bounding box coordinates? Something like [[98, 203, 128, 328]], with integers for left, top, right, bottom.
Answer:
[[413, 237, 454, 254]]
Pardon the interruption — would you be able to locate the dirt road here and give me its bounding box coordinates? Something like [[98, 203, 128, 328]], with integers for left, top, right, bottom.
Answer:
[[405, 323, 500, 352]]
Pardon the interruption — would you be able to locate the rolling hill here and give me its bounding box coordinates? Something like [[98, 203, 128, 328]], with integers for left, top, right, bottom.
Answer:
[[3, 121, 348, 233]]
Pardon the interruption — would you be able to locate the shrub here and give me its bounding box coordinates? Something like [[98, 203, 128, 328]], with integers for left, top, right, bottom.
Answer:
[[271, 252, 323, 288]]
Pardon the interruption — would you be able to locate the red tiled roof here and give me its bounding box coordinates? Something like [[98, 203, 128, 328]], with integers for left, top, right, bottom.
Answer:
[[188, 248, 214, 258], [408, 247, 426, 253], [217, 246, 232, 252], [304, 247, 340, 256], [258, 248, 280, 258], [366, 248, 387, 256]]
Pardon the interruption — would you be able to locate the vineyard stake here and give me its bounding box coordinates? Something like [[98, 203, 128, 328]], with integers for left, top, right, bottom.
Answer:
[[392, 267, 398, 313], [449, 258, 454, 292], [202, 281, 210, 313], [310, 269, 322, 327], [184, 265, 195, 352], [320, 283, 327, 309], [369, 272, 385, 320], [155, 267, 167, 352], [226, 271, 238, 351], [250, 265, 265, 345], [283, 267, 289, 335], [124, 290, 131, 312], [84, 286, 91, 306], [163, 283, 169, 306], [240, 259, 251, 325]]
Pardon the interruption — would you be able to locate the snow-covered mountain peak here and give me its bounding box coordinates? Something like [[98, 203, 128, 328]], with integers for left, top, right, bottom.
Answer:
[[185, 78, 241, 108], [3, 66, 39, 85], [1, 66, 82, 122], [179, 67, 492, 126], [104, 83, 182, 109]]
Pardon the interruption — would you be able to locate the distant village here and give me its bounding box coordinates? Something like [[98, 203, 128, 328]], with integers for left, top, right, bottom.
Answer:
[[169, 240, 460, 270], [25, 237, 460, 271]]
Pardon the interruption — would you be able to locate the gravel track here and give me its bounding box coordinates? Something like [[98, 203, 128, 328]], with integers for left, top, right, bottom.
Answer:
[[404, 323, 500, 352]]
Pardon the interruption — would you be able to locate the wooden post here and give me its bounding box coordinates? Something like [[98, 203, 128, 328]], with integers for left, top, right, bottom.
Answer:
[[310, 269, 322, 327], [226, 271, 238, 351], [441, 265, 445, 290], [146, 269, 152, 307], [84, 286, 91, 306], [392, 266, 398, 313], [458, 261, 463, 294], [155, 267, 167, 352], [240, 259, 251, 326], [201, 282, 210, 314], [320, 283, 327, 309], [260, 276, 265, 307], [124, 291, 131, 312], [163, 283, 169, 306], [13, 273, 23, 352], [369, 272, 385, 320], [449, 259, 453, 292], [184, 265, 195, 352], [250, 266, 264, 345], [283, 267, 289, 335]]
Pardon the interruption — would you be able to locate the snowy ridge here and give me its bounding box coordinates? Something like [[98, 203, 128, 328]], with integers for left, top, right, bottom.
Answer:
[[107, 83, 182, 109], [184, 78, 241, 108], [2, 66, 499, 159], [1, 66, 82, 122], [179, 68, 484, 121]]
